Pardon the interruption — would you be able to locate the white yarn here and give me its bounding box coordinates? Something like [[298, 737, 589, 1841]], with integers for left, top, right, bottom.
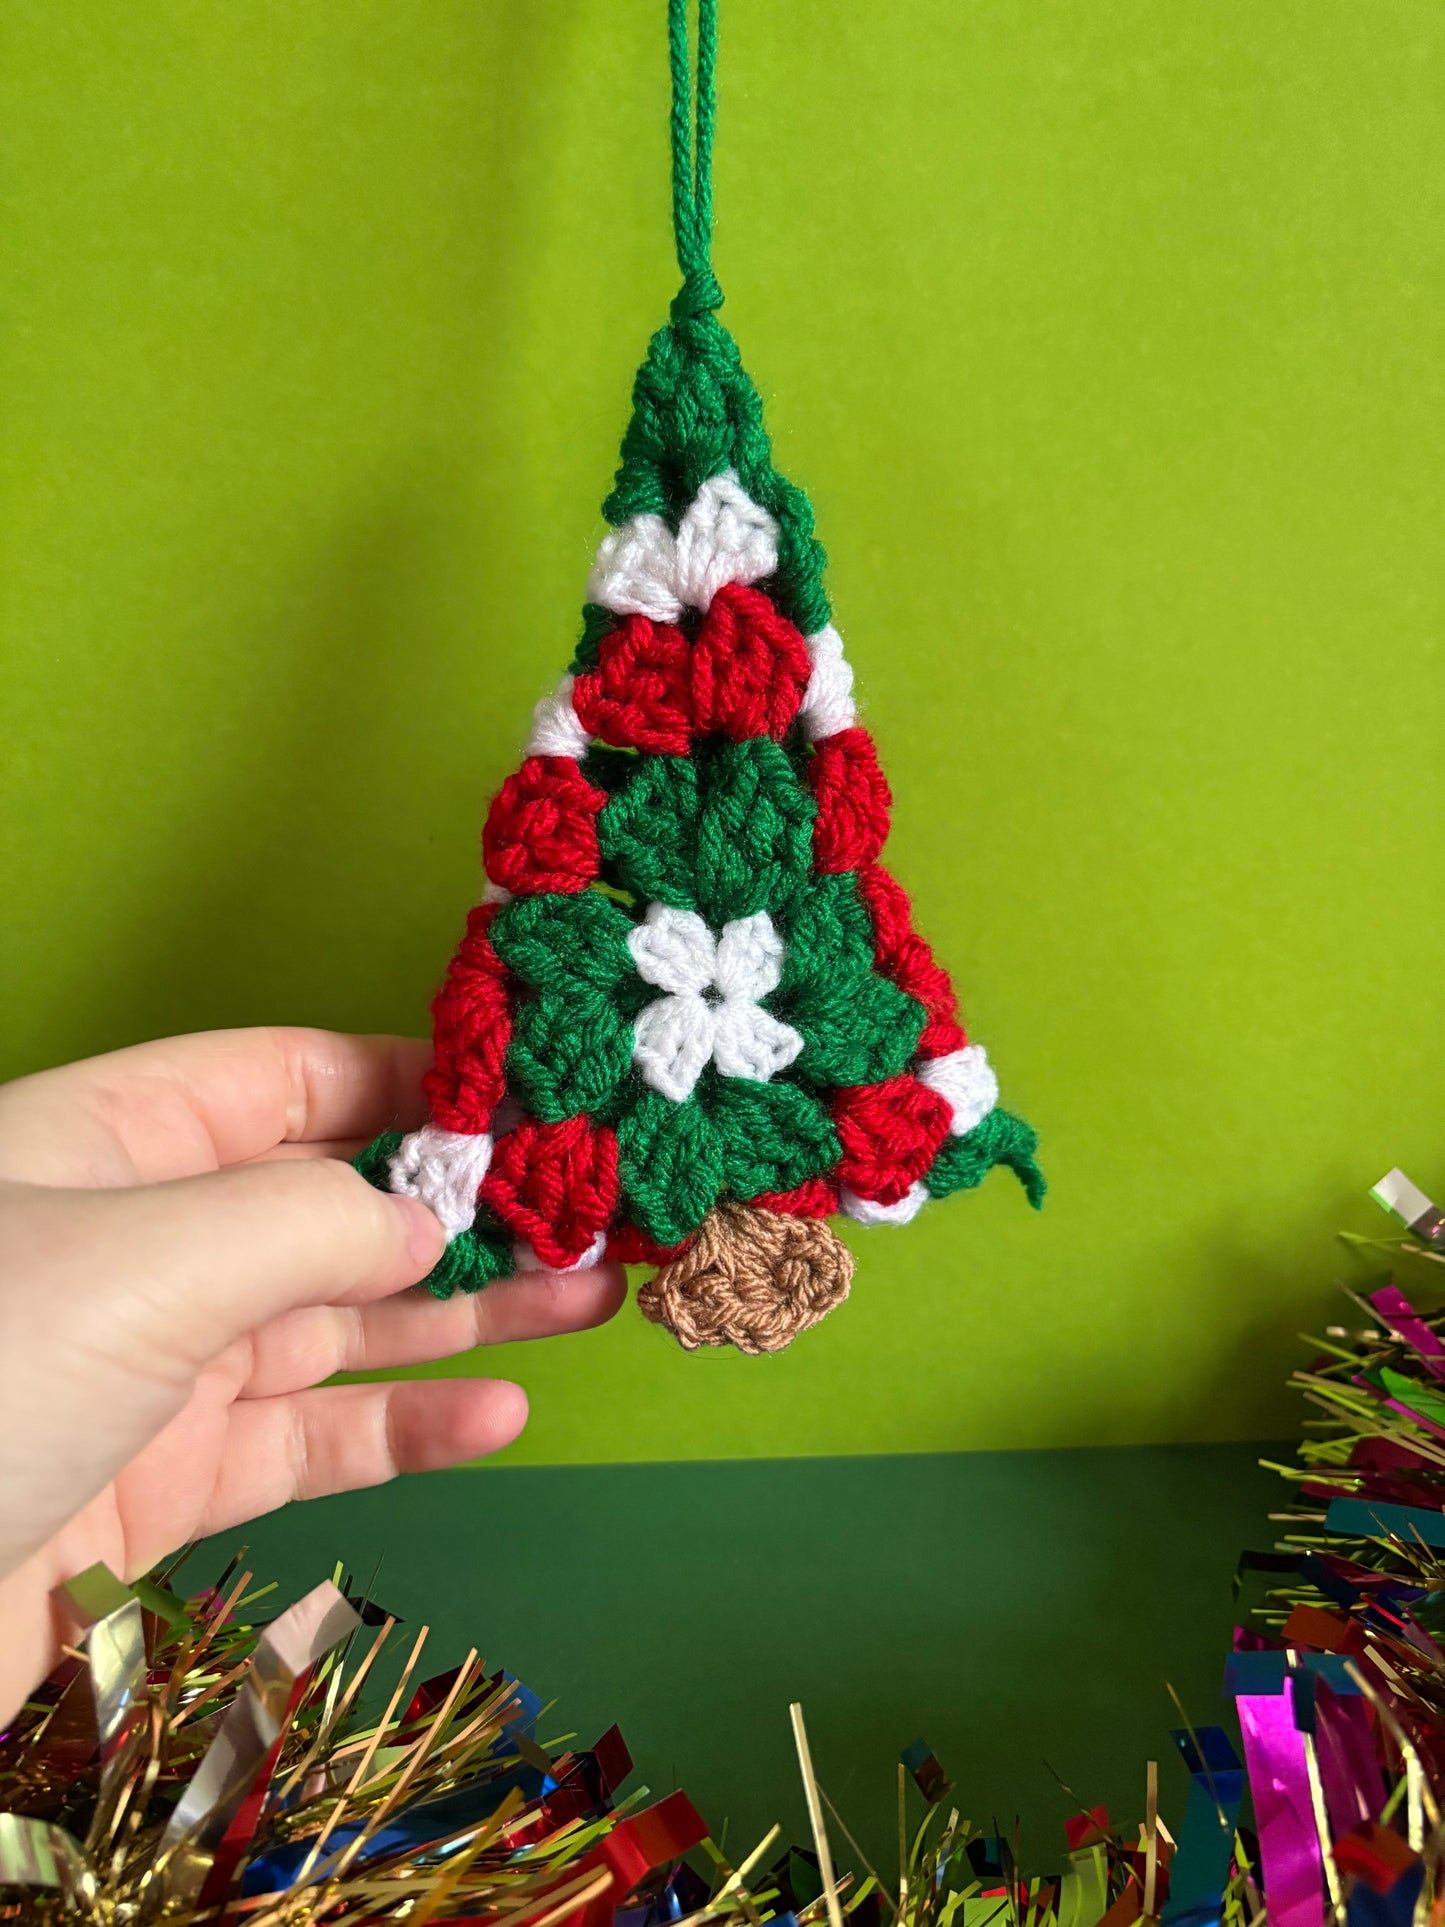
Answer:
[[626, 902, 802, 1103], [712, 910, 784, 1000], [839, 1182, 930, 1227], [627, 902, 716, 996], [672, 472, 778, 611], [711, 999, 802, 1083], [389, 1125, 494, 1242], [585, 470, 779, 622], [631, 991, 716, 1104], [797, 625, 856, 740], [481, 880, 513, 907], [917, 1044, 998, 1137], [585, 515, 681, 622], [513, 1231, 608, 1274], [525, 673, 589, 759]]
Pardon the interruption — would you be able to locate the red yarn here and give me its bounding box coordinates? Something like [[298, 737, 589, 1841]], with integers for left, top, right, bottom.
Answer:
[[893, 937, 968, 1057], [607, 1220, 691, 1266], [832, 1075, 951, 1206], [483, 756, 607, 896], [855, 862, 968, 1058], [809, 728, 891, 872], [481, 1114, 619, 1269], [573, 615, 694, 754], [423, 903, 512, 1133], [854, 861, 913, 964], [691, 583, 811, 741], [752, 1177, 840, 1220]]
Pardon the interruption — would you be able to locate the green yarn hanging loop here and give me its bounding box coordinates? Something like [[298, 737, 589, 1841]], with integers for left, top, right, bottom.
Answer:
[[668, 0, 722, 319]]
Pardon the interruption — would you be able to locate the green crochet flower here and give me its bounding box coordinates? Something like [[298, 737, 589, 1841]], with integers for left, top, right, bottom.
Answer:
[[489, 738, 927, 1248]]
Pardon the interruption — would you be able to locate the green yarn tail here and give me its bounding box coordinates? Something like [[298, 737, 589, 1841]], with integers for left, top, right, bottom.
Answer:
[[924, 1109, 1046, 1211]]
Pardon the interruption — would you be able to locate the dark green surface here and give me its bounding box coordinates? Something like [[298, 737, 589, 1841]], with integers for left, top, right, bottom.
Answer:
[[202, 1442, 1285, 1875]]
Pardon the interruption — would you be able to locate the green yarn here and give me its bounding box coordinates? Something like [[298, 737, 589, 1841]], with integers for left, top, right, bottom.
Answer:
[[581, 0, 829, 640], [667, 0, 718, 324], [708, 1074, 839, 1201], [695, 738, 815, 923], [770, 870, 927, 1085], [507, 986, 634, 1123], [617, 1089, 725, 1246], [490, 890, 638, 1121], [571, 601, 616, 674], [598, 752, 702, 912], [581, 746, 646, 800], [599, 738, 815, 926], [775, 871, 877, 993], [490, 889, 635, 995], [924, 1108, 1047, 1209], [351, 1132, 512, 1295], [352, 1130, 402, 1190], [616, 1075, 838, 1246], [601, 316, 831, 637], [790, 969, 926, 1088], [422, 1219, 514, 1298]]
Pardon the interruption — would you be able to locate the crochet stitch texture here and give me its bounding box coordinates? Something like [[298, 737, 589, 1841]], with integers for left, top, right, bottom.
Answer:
[[354, 302, 1043, 1343]]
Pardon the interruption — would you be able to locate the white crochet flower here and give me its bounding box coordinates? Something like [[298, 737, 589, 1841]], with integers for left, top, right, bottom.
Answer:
[[626, 903, 804, 1103]]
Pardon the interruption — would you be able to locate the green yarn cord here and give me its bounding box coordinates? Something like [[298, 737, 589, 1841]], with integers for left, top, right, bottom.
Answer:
[[668, 0, 720, 323]]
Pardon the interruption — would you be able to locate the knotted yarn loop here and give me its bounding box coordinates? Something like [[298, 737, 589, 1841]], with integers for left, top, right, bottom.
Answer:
[[638, 1200, 854, 1353], [670, 264, 725, 322], [668, 0, 723, 321]]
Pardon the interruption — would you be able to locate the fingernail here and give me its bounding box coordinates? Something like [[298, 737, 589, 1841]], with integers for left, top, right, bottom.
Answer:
[[387, 1192, 446, 1271]]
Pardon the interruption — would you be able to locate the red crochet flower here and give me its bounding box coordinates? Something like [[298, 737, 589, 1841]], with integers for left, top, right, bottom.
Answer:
[[481, 1114, 619, 1268], [692, 583, 811, 740], [483, 755, 607, 895], [573, 614, 694, 755], [832, 1075, 951, 1206]]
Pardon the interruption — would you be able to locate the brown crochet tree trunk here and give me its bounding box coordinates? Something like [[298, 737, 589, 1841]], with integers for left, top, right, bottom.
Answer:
[[637, 1202, 854, 1353]]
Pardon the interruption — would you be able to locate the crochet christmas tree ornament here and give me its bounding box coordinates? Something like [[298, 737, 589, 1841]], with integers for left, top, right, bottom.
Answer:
[[356, 0, 1043, 1352]]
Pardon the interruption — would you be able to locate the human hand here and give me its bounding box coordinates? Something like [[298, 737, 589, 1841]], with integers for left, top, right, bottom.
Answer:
[[0, 1027, 626, 1723]]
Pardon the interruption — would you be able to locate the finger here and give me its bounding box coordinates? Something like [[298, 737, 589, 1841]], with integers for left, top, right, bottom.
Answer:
[[192, 1378, 528, 1535], [246, 1137, 369, 1164], [0, 1164, 445, 1576], [12, 1160, 444, 1382], [0, 1029, 431, 1185], [236, 1263, 629, 1397]]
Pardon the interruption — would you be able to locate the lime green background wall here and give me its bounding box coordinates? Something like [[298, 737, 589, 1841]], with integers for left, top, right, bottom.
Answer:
[[2, 4, 1441, 1464]]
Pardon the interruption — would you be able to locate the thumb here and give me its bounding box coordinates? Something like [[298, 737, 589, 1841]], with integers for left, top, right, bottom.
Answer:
[[0, 1160, 443, 1583], [14, 1158, 444, 1373]]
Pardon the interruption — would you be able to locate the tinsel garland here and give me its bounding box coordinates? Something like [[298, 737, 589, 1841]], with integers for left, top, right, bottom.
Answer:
[[3, 1166, 1444, 1925]]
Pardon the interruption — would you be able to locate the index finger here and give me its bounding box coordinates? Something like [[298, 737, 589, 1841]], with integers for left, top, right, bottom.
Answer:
[[0, 1028, 432, 1185]]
